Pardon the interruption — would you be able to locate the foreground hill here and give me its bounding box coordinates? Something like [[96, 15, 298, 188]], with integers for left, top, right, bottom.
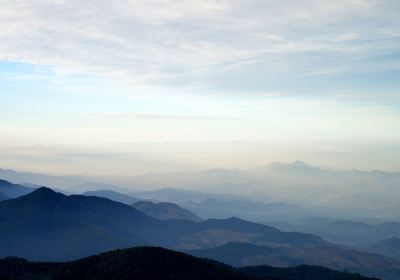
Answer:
[[132, 201, 202, 222], [82, 189, 139, 205], [188, 242, 400, 280], [0, 247, 378, 280]]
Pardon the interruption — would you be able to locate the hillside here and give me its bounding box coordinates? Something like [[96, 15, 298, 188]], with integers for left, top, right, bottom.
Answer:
[[270, 218, 400, 247], [0, 179, 34, 199], [82, 189, 139, 205], [0, 191, 9, 201], [132, 201, 202, 222], [0, 247, 378, 280], [368, 237, 400, 260], [188, 242, 400, 280]]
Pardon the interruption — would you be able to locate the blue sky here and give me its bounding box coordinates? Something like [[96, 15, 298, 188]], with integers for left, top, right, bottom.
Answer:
[[0, 0, 399, 174]]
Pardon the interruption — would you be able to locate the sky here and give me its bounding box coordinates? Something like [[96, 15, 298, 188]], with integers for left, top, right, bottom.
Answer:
[[0, 0, 400, 175]]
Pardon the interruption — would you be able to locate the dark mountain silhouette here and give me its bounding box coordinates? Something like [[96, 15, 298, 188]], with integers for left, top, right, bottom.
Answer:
[[0, 187, 167, 261], [0, 186, 324, 261], [133, 200, 202, 221], [82, 189, 139, 205], [0, 247, 378, 280], [0, 179, 34, 199], [0, 182, 331, 255], [0, 247, 250, 280], [368, 237, 400, 260], [188, 242, 400, 280]]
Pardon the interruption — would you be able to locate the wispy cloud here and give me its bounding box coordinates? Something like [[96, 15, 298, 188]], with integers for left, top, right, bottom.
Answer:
[[0, 0, 399, 96], [89, 112, 239, 121]]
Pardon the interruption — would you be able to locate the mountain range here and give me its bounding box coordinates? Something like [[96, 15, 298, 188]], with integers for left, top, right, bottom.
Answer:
[[2, 161, 400, 219], [132, 188, 311, 221], [0, 185, 326, 261], [0, 181, 400, 279], [82, 188, 203, 222]]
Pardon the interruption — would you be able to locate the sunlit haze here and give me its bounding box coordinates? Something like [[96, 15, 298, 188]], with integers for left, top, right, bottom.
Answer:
[[1, 0, 400, 175]]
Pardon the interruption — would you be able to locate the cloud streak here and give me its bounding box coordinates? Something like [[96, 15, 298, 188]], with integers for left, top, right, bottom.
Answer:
[[89, 112, 239, 121], [0, 0, 399, 96]]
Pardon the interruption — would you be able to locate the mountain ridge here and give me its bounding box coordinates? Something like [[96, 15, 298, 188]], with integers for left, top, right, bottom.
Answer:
[[0, 179, 34, 199], [82, 189, 139, 205], [132, 200, 202, 222], [0, 247, 379, 280]]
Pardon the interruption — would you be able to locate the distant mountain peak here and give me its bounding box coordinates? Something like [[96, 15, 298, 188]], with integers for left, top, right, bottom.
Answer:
[[27, 187, 63, 200], [293, 160, 309, 166], [268, 160, 312, 167]]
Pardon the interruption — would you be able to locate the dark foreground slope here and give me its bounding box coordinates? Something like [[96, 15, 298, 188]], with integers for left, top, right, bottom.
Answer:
[[0, 247, 378, 280]]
